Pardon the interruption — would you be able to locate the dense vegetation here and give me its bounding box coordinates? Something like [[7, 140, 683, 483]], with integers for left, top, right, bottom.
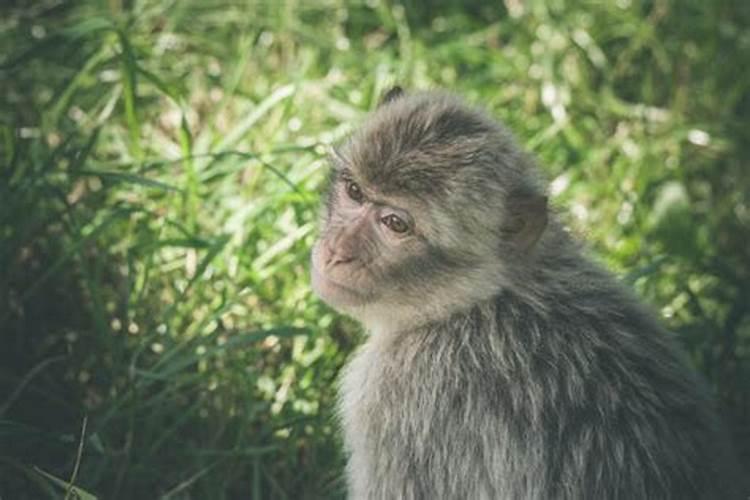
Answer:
[[1, 0, 748, 497]]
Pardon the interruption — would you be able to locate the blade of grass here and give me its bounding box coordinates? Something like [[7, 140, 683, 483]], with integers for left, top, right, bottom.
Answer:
[[64, 416, 88, 500], [47, 45, 112, 128], [160, 463, 218, 500], [73, 169, 184, 193], [0, 355, 66, 418], [136, 327, 306, 382], [116, 29, 142, 159], [32, 467, 98, 500], [68, 127, 101, 172], [214, 84, 295, 151]]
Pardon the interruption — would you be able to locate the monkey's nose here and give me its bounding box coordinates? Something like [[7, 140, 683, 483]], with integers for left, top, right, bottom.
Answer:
[[324, 244, 356, 267], [327, 252, 355, 267]]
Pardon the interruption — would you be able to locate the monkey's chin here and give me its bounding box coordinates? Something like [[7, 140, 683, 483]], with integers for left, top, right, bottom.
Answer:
[[311, 265, 372, 310]]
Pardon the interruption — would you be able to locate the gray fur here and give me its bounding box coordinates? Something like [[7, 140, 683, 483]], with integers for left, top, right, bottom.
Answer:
[[313, 90, 742, 499]]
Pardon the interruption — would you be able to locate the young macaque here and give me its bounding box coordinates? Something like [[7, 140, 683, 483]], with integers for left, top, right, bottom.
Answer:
[[310, 88, 742, 499]]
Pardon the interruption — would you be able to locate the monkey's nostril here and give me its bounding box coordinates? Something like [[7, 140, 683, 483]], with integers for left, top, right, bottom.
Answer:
[[323, 243, 356, 267], [330, 253, 355, 266]]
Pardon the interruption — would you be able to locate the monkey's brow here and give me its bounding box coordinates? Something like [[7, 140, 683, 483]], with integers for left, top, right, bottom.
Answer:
[[333, 166, 360, 186], [339, 167, 354, 179], [333, 167, 362, 189]]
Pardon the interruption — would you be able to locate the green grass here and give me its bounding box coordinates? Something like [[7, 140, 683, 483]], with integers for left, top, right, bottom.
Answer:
[[1, 0, 749, 497]]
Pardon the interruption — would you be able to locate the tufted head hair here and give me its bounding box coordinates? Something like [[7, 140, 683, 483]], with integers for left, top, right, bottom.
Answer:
[[336, 89, 548, 253], [313, 89, 551, 333]]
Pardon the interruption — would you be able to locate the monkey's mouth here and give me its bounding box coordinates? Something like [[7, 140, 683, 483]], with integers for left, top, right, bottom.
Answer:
[[310, 264, 373, 308]]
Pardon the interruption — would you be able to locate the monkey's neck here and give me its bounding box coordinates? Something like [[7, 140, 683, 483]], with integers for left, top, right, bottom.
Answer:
[[367, 226, 614, 340]]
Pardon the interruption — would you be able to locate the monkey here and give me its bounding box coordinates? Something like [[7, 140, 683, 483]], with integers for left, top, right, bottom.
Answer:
[[310, 87, 743, 500]]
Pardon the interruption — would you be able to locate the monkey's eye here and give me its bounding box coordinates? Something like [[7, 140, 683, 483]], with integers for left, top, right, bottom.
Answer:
[[381, 214, 409, 234], [345, 180, 364, 203]]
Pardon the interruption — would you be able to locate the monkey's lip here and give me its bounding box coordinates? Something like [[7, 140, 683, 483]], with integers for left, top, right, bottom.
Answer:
[[311, 265, 359, 293], [311, 264, 370, 304]]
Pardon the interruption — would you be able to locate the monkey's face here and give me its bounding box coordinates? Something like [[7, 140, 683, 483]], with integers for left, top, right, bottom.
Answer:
[[311, 167, 428, 311], [311, 160, 510, 331], [311, 90, 548, 332]]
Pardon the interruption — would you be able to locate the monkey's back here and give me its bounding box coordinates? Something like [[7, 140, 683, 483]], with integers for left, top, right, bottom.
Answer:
[[339, 267, 741, 500]]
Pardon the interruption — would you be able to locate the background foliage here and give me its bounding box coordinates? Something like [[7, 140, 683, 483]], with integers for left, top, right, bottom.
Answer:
[[1, 0, 748, 497]]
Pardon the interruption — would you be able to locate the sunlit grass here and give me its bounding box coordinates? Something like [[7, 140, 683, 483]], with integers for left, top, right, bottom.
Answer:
[[1, 0, 748, 497]]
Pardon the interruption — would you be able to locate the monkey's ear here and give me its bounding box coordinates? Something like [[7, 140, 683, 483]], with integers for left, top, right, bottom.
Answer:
[[378, 86, 405, 107], [502, 194, 548, 250]]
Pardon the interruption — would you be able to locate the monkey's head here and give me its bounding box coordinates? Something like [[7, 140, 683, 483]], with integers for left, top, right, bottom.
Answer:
[[311, 88, 548, 333]]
